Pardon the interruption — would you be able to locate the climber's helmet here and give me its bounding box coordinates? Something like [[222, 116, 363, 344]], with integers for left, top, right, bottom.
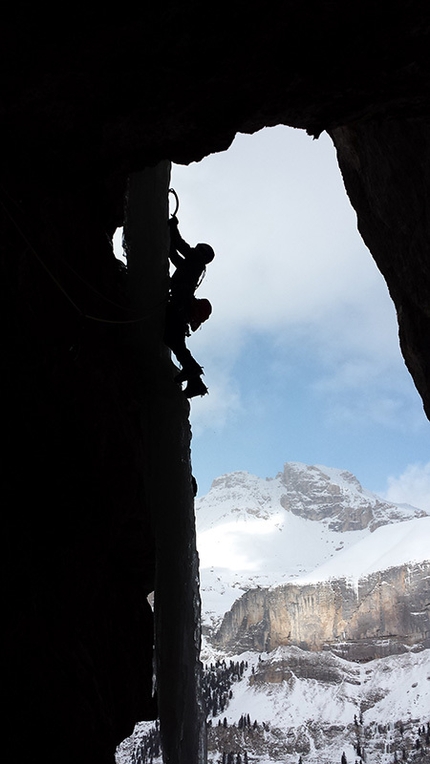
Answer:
[[195, 243, 215, 263]]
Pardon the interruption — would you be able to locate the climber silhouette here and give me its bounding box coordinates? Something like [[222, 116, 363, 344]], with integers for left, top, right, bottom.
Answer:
[[164, 215, 214, 398]]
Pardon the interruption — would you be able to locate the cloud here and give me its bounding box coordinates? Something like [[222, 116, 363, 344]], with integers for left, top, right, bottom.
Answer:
[[310, 342, 426, 431], [171, 126, 410, 432], [382, 463, 430, 512], [172, 126, 402, 363], [188, 368, 242, 436]]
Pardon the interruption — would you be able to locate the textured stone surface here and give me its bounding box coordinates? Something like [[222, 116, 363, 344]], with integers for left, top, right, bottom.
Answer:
[[214, 562, 430, 659], [2, 3, 430, 763], [330, 120, 430, 419], [249, 648, 361, 685]]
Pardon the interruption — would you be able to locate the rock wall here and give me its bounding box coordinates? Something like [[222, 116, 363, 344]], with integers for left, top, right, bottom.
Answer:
[[124, 167, 206, 764], [214, 562, 430, 660], [330, 120, 430, 419], [248, 646, 362, 686]]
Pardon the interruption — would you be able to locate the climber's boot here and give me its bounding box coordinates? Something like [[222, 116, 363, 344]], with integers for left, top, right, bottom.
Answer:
[[184, 375, 208, 398], [175, 362, 204, 384]]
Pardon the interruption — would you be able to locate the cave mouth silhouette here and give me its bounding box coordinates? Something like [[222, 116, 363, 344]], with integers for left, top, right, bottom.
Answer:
[[3, 7, 429, 764], [115, 126, 429, 759]]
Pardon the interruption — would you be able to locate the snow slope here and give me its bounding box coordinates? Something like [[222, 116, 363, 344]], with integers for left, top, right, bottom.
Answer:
[[300, 516, 430, 585], [117, 647, 430, 764], [203, 647, 430, 764], [211, 647, 430, 729]]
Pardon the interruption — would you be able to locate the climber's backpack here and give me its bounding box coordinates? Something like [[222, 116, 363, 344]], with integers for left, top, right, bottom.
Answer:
[[189, 297, 212, 331]]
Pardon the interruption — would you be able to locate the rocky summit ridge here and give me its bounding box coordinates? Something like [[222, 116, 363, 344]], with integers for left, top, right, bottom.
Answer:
[[278, 463, 427, 531], [198, 462, 426, 533]]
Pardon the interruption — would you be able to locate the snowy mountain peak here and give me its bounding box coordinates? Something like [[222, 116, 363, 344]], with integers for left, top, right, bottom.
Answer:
[[196, 463, 429, 630], [197, 471, 284, 531], [198, 462, 426, 534]]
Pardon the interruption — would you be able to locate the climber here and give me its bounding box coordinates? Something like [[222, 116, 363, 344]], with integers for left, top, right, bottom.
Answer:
[[164, 214, 215, 398]]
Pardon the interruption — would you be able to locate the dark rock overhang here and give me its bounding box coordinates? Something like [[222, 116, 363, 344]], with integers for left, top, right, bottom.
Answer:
[[2, 3, 429, 174], [2, 2, 429, 415]]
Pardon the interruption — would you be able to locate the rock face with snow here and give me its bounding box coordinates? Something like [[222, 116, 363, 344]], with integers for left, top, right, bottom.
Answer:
[[196, 463, 430, 661], [213, 561, 430, 659]]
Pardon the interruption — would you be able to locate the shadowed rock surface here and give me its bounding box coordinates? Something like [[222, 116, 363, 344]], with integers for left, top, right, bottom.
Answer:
[[2, 3, 429, 763]]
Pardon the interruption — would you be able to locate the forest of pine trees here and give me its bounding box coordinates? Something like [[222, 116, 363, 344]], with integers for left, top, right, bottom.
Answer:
[[202, 659, 248, 718]]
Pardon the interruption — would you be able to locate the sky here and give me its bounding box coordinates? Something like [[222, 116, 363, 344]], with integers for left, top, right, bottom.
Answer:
[[117, 125, 430, 509], [168, 126, 430, 508]]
